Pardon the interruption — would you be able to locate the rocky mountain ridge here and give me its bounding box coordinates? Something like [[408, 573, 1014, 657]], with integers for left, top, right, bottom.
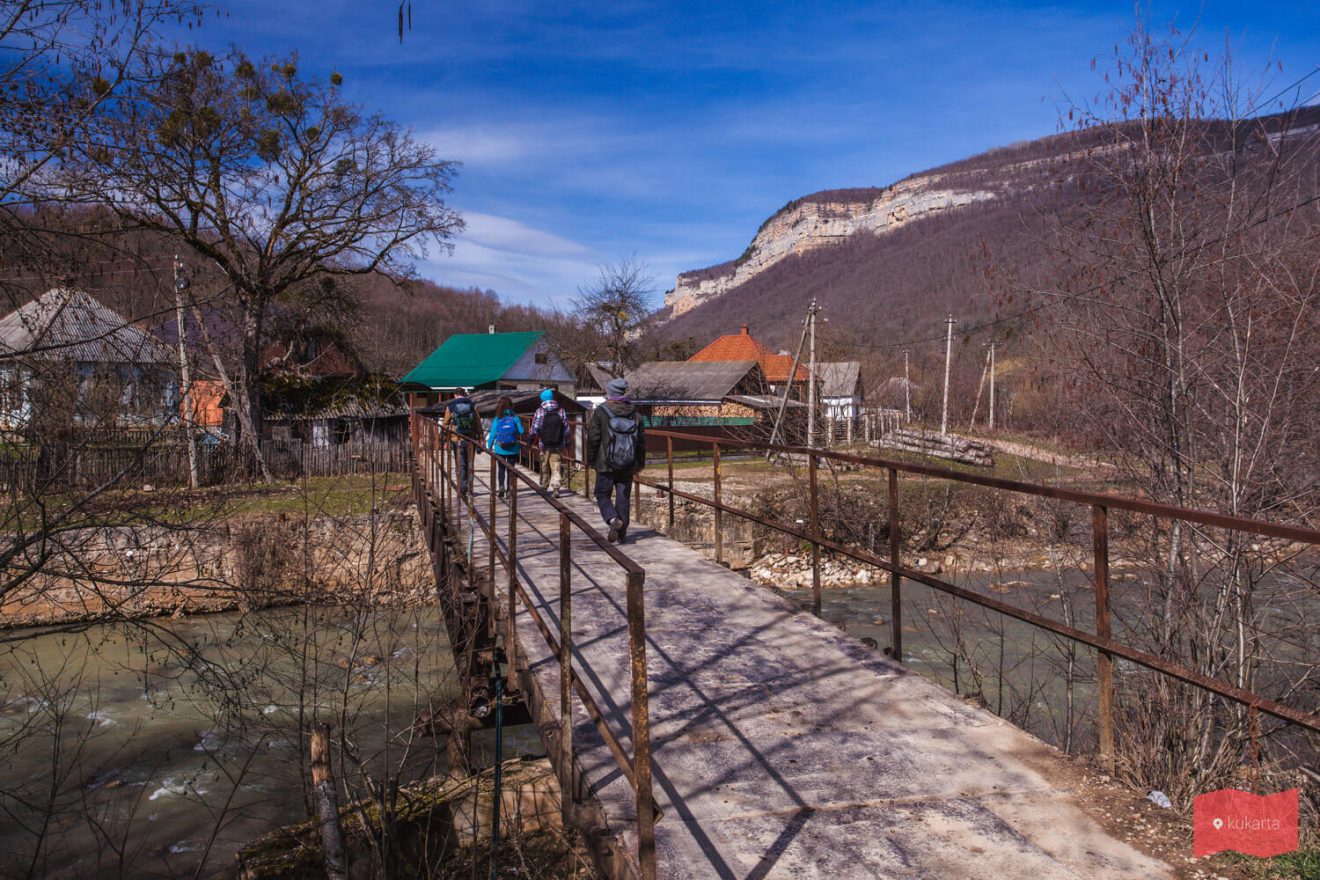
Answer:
[[665, 176, 995, 318]]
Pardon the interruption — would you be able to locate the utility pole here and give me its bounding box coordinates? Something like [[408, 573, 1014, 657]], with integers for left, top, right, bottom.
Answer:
[[988, 341, 996, 431], [807, 300, 819, 448], [766, 307, 810, 455], [940, 314, 955, 436], [173, 256, 198, 489], [902, 349, 911, 423]]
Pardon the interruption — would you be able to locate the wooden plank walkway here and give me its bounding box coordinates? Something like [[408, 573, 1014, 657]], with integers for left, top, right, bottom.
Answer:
[[444, 451, 1172, 879]]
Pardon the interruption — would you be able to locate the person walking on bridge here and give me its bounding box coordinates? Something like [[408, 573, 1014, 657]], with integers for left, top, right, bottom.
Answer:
[[442, 389, 482, 498], [486, 395, 524, 500], [587, 378, 645, 544], [531, 388, 571, 495]]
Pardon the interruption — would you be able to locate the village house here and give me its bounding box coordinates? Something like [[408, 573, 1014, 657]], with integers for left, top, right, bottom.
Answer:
[[0, 289, 178, 434], [399, 330, 576, 406], [574, 361, 618, 409], [157, 310, 410, 449], [624, 359, 806, 442], [816, 360, 864, 442], [687, 323, 812, 399]]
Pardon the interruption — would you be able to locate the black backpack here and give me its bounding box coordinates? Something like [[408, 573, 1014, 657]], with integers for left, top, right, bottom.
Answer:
[[602, 404, 637, 471], [540, 404, 565, 446], [451, 399, 477, 435]]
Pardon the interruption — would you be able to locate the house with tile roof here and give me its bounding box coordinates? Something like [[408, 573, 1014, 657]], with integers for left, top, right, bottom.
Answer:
[[687, 323, 811, 396]]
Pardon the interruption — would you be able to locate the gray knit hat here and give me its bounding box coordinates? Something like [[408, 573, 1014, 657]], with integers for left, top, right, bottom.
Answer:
[[606, 377, 628, 399]]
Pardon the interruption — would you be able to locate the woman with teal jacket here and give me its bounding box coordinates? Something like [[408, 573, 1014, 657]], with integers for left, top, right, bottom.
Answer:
[[486, 395, 524, 499]]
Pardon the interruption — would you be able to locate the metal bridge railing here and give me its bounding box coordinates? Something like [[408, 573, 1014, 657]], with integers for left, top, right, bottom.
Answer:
[[631, 428, 1320, 765], [412, 415, 657, 880]]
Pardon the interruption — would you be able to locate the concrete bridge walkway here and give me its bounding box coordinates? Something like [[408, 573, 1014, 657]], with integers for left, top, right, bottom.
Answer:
[[444, 451, 1172, 879]]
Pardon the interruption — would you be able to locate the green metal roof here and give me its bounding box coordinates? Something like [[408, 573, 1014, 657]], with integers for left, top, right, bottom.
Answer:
[[399, 331, 544, 391]]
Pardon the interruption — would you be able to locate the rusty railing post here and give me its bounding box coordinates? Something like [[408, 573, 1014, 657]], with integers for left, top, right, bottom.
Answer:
[[559, 511, 574, 824], [1093, 504, 1114, 769], [666, 435, 675, 531], [625, 569, 657, 880], [713, 442, 723, 565], [450, 436, 459, 526], [439, 428, 447, 521], [489, 453, 497, 578], [888, 467, 902, 662], [583, 422, 592, 501], [507, 476, 518, 686], [808, 451, 821, 617]]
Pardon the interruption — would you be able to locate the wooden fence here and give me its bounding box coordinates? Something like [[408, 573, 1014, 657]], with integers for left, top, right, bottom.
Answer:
[[0, 437, 412, 491]]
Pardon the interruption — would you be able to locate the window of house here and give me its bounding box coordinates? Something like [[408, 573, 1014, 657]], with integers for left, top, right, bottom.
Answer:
[[534, 351, 548, 365]]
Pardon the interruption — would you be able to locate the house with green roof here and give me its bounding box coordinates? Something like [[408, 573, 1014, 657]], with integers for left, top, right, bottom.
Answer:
[[399, 330, 576, 403]]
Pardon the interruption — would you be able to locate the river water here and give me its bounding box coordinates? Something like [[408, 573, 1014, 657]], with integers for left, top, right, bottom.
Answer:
[[780, 561, 1318, 752], [2, 564, 1312, 877], [780, 568, 1110, 748], [0, 607, 542, 879]]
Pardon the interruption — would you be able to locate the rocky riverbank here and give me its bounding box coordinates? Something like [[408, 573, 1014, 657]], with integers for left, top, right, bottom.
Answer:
[[0, 508, 433, 628]]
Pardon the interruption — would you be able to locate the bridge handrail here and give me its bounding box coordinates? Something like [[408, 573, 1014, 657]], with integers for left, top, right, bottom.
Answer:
[[648, 429, 1320, 544], [627, 427, 1320, 747], [411, 414, 657, 880]]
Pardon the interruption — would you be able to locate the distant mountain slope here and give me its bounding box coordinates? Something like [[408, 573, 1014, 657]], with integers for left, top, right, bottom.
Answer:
[[657, 111, 1316, 351]]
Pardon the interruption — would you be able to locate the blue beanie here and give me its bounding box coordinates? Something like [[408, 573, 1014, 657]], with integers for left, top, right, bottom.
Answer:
[[540, 388, 554, 402]]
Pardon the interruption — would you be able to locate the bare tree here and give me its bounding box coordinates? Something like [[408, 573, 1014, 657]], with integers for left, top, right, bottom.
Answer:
[[0, 1, 203, 205], [573, 257, 656, 374], [1035, 20, 1320, 802], [60, 49, 463, 475]]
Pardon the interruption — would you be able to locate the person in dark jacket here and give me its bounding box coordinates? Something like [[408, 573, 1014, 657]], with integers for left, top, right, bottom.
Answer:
[[586, 377, 645, 543], [441, 389, 483, 497]]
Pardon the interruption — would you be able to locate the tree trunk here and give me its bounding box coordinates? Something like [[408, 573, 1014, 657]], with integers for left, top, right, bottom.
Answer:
[[310, 722, 348, 880]]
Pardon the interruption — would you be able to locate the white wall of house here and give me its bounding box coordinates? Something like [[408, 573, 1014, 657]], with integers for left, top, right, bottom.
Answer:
[[824, 395, 861, 420]]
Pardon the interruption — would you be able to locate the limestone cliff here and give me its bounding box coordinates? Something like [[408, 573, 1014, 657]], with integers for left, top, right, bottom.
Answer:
[[665, 176, 994, 318]]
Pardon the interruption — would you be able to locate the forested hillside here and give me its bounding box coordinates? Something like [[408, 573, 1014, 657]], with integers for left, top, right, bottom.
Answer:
[[0, 209, 571, 377]]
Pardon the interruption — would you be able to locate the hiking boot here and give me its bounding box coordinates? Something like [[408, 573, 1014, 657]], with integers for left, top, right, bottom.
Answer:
[[617, 527, 628, 545], [607, 517, 623, 543]]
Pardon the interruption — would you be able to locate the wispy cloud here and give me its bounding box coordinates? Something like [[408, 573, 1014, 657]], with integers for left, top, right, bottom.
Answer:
[[425, 212, 600, 306], [174, 0, 1320, 307]]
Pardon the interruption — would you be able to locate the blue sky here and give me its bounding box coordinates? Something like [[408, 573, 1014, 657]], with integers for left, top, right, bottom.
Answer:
[[176, 1, 1320, 308]]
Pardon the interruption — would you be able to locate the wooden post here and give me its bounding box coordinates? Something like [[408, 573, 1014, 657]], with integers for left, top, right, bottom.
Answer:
[[712, 442, 723, 565], [1093, 504, 1114, 769], [310, 723, 348, 880], [808, 452, 821, 617], [666, 435, 675, 531], [559, 512, 574, 825], [888, 467, 902, 662]]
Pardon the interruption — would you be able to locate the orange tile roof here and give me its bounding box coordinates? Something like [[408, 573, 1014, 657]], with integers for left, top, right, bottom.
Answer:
[[688, 324, 809, 383]]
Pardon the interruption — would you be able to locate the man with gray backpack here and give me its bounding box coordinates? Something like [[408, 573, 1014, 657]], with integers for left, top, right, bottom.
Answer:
[[441, 389, 482, 498], [586, 377, 646, 544]]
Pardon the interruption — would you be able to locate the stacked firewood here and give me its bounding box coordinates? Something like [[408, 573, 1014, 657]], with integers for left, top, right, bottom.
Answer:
[[872, 428, 995, 467]]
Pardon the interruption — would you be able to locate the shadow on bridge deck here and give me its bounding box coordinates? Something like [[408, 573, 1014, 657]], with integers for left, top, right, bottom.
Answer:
[[439, 451, 1171, 880]]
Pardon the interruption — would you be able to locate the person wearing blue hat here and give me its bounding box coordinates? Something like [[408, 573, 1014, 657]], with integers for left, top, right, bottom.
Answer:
[[530, 388, 570, 495]]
